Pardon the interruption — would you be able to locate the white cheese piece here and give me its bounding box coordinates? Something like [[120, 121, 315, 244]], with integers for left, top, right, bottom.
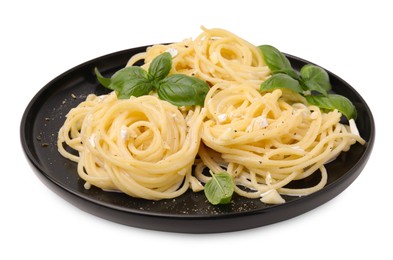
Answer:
[[259, 115, 269, 128], [190, 176, 204, 192], [265, 172, 272, 185], [217, 113, 227, 123], [120, 126, 128, 140], [88, 134, 96, 147], [260, 189, 286, 204], [84, 182, 91, 189], [165, 48, 178, 57], [349, 118, 360, 137], [246, 115, 268, 132], [210, 52, 219, 64]]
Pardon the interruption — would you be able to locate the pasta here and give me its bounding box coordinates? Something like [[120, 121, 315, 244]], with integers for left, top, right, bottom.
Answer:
[[58, 92, 204, 200], [195, 84, 363, 201], [58, 27, 365, 204], [127, 26, 271, 88]]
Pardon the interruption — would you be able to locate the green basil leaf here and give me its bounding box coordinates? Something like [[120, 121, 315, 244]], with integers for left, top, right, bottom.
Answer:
[[116, 78, 154, 99], [157, 74, 209, 106], [108, 66, 153, 99], [275, 68, 300, 80], [94, 67, 112, 88], [148, 52, 172, 82], [300, 64, 331, 96], [109, 66, 149, 91], [260, 73, 304, 94], [259, 45, 297, 77], [204, 171, 234, 205], [305, 94, 357, 120]]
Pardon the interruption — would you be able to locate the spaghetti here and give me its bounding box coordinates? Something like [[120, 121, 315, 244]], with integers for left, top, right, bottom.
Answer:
[[58, 92, 205, 200], [58, 27, 365, 204], [127, 26, 271, 88]]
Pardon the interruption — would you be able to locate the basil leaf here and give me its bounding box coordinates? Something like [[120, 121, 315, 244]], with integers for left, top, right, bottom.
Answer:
[[259, 45, 297, 77], [305, 94, 357, 120], [260, 73, 303, 94], [275, 68, 299, 80], [204, 171, 234, 205], [116, 78, 154, 99], [157, 74, 209, 106], [109, 66, 149, 91], [258, 44, 356, 120], [94, 67, 112, 88], [109, 66, 153, 99], [300, 64, 331, 96], [148, 52, 172, 82]]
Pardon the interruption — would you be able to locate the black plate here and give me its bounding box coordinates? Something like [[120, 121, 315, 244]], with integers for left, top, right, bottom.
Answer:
[[20, 45, 375, 233]]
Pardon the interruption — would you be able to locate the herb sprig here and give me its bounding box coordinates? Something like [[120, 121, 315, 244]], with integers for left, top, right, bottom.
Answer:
[[204, 170, 234, 205], [259, 45, 357, 120], [94, 52, 209, 107]]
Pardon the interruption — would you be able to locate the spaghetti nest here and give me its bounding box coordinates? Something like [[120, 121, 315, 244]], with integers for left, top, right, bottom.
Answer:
[[58, 27, 365, 203], [58, 92, 204, 200], [127, 26, 270, 88], [195, 83, 363, 203]]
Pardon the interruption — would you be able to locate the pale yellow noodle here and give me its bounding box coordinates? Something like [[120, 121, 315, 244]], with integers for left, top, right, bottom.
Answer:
[[58, 26, 365, 204], [58, 92, 205, 200], [127, 27, 270, 88], [195, 82, 365, 202]]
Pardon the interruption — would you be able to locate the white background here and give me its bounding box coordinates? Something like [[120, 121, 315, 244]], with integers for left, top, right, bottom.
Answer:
[[1, 0, 391, 259]]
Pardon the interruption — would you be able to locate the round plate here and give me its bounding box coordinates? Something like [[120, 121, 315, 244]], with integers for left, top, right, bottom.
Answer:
[[20, 45, 375, 233]]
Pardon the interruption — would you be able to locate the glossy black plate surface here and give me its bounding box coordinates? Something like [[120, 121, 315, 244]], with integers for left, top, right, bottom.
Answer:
[[20, 45, 375, 233]]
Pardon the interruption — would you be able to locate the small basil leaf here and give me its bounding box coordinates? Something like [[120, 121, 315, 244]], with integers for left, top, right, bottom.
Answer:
[[116, 78, 154, 99], [259, 45, 297, 76], [100, 66, 153, 99], [305, 94, 357, 120], [108, 66, 149, 91], [94, 67, 112, 88], [300, 64, 331, 96], [204, 171, 234, 205], [148, 52, 172, 82], [275, 68, 300, 80], [157, 74, 209, 106], [260, 73, 303, 94]]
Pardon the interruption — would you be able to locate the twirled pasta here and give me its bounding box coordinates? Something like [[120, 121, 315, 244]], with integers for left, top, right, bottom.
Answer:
[[194, 83, 364, 202], [58, 92, 205, 200], [58, 27, 365, 204], [127, 27, 270, 88]]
